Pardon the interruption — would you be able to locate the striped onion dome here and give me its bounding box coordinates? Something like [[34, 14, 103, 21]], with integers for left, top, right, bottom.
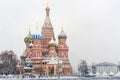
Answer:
[[48, 38, 56, 47], [24, 32, 32, 43], [58, 28, 67, 39], [32, 34, 43, 40]]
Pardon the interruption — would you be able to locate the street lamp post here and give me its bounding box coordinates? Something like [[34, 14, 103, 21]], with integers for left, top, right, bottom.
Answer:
[[57, 56, 62, 80], [19, 65, 22, 80], [58, 58, 60, 80], [56, 49, 62, 80]]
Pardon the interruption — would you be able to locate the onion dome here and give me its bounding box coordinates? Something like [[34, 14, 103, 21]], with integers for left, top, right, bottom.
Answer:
[[58, 27, 67, 39], [43, 4, 52, 28], [48, 38, 56, 47], [24, 28, 32, 43], [46, 4, 50, 11], [32, 34, 43, 40], [29, 42, 33, 48], [32, 23, 43, 40]]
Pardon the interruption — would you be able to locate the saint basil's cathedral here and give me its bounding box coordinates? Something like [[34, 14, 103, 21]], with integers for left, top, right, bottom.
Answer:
[[20, 5, 72, 76]]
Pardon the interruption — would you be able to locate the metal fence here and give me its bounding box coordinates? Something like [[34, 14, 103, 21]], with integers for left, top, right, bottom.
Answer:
[[77, 77, 120, 80], [0, 75, 120, 80]]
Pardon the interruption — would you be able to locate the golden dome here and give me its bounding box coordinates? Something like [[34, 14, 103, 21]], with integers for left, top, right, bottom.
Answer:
[[46, 4, 50, 10]]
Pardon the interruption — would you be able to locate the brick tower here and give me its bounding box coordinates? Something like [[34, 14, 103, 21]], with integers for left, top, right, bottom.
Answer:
[[57, 28, 72, 75], [41, 5, 55, 57]]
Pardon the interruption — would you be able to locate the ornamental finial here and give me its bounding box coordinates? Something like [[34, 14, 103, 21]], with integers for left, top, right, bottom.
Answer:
[[46, 0, 50, 10], [62, 24, 64, 32], [36, 23, 38, 31], [29, 25, 31, 34], [46, 1, 50, 16]]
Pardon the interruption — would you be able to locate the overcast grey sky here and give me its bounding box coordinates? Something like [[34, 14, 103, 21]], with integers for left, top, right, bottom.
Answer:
[[0, 0, 120, 71]]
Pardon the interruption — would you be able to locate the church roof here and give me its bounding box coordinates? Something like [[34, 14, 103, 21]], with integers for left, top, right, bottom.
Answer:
[[94, 62, 117, 67], [48, 38, 56, 47], [115, 71, 120, 76], [58, 27, 67, 39]]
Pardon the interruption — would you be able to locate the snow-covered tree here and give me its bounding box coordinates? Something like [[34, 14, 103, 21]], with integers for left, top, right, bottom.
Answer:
[[0, 50, 18, 75], [78, 60, 88, 77]]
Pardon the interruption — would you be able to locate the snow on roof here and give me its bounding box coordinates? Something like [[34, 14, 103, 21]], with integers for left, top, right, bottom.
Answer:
[[102, 71, 108, 77], [94, 62, 117, 67], [24, 67, 32, 69], [42, 59, 50, 62], [49, 38, 55, 44], [47, 57, 62, 64], [115, 71, 120, 76], [88, 72, 94, 76], [95, 72, 101, 77], [8, 74, 12, 76], [109, 72, 114, 76], [48, 57, 58, 64]]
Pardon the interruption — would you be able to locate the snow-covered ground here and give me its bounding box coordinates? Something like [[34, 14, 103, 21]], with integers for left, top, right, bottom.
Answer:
[[0, 76, 120, 80]]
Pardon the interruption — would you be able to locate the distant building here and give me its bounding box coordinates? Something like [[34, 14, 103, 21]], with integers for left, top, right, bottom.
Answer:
[[92, 62, 118, 74], [117, 62, 120, 71], [20, 5, 72, 76]]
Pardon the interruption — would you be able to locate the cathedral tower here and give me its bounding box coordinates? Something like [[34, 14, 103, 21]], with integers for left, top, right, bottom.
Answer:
[[42, 5, 55, 54], [57, 27, 72, 75], [58, 27, 68, 61], [22, 4, 72, 75]]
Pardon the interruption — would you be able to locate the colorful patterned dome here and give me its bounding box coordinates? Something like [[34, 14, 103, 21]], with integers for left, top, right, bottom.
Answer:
[[24, 32, 32, 43], [58, 30, 67, 39], [32, 34, 43, 40], [48, 38, 56, 47]]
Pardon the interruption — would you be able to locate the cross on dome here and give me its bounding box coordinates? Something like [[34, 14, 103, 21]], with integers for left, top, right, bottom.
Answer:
[[43, 3, 52, 28]]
